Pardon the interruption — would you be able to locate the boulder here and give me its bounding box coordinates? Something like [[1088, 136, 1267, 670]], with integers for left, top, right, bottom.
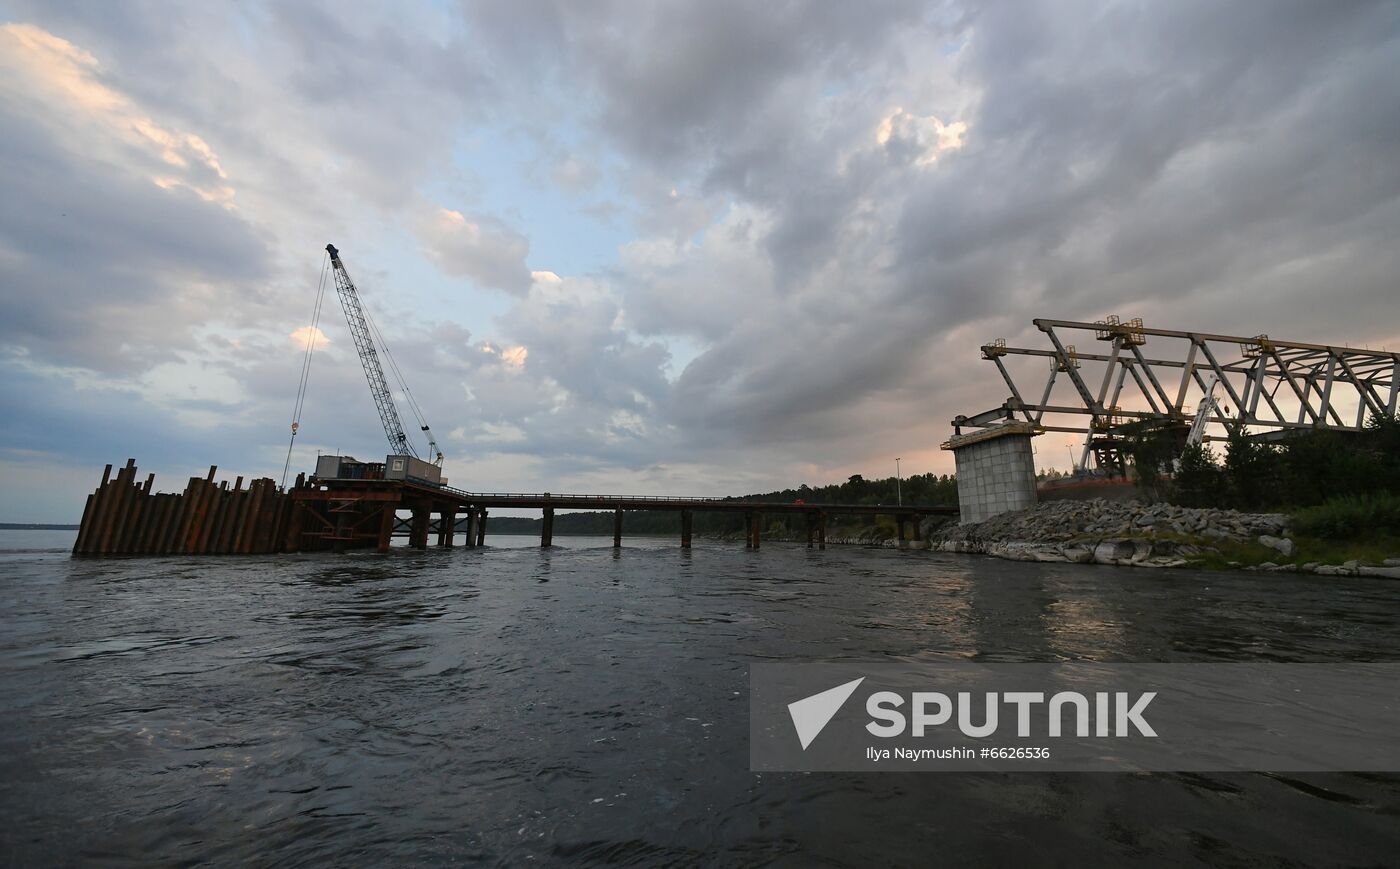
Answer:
[[1358, 566, 1400, 579], [1092, 539, 1136, 564], [1257, 535, 1298, 558], [1129, 540, 1155, 563], [1060, 546, 1095, 564]]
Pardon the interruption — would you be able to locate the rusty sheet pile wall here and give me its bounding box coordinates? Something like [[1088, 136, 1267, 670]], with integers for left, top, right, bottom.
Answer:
[[73, 459, 296, 556]]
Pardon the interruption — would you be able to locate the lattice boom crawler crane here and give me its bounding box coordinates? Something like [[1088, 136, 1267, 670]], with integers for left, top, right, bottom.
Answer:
[[325, 243, 444, 475]]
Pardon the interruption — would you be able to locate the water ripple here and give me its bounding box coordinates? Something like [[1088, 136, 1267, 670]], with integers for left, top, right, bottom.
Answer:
[[2, 531, 1399, 864]]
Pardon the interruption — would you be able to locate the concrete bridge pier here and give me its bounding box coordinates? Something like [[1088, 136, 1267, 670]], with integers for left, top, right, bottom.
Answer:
[[681, 509, 693, 548], [541, 507, 554, 547], [943, 422, 1039, 524], [748, 512, 762, 549], [613, 508, 623, 548], [476, 509, 487, 546]]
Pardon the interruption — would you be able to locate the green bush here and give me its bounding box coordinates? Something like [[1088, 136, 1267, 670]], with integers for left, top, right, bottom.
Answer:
[[1224, 430, 1284, 508], [1119, 420, 1180, 490], [1291, 493, 1400, 540], [1172, 444, 1226, 507]]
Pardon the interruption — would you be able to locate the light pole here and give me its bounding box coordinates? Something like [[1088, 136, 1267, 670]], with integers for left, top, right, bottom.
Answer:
[[895, 457, 902, 506]]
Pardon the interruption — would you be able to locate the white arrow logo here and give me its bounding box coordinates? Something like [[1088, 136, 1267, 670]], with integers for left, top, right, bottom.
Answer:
[[787, 677, 865, 750]]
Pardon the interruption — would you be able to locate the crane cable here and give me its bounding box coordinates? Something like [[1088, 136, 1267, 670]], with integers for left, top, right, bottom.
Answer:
[[280, 254, 331, 489]]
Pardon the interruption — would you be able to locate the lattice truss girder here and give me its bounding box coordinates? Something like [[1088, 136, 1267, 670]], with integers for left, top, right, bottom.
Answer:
[[959, 318, 1399, 468]]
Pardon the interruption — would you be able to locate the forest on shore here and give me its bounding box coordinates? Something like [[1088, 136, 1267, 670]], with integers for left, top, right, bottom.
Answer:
[[1125, 413, 1400, 546]]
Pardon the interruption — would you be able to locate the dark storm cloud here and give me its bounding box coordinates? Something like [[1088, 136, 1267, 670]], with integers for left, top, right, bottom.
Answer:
[[883, 0, 1400, 358], [467, 0, 933, 168], [495, 0, 1400, 456], [1, 0, 1397, 519]]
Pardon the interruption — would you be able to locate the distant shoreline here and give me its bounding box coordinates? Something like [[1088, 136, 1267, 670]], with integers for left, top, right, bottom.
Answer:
[[0, 524, 78, 531]]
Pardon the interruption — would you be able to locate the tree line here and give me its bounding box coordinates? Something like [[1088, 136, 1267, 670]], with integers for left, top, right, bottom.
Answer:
[[1126, 413, 1400, 513]]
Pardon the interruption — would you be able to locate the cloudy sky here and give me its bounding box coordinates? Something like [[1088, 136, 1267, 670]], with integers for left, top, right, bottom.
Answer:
[[1, 1, 1397, 522]]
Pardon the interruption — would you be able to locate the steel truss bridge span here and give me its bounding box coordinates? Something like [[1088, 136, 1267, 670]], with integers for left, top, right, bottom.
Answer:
[[958, 316, 1399, 471]]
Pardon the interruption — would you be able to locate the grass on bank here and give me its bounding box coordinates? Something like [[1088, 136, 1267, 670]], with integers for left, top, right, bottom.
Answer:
[[1180, 535, 1400, 572], [1289, 492, 1400, 540]]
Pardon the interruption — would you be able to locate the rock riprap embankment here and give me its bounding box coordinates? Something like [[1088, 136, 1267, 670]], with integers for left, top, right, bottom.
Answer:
[[929, 499, 1399, 577]]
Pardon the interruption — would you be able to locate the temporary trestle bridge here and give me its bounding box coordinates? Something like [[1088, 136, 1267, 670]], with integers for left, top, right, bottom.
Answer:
[[291, 476, 953, 552], [72, 459, 954, 556], [955, 317, 1399, 472]]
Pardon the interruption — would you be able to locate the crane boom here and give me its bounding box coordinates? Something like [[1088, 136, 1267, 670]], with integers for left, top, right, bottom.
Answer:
[[325, 243, 416, 458], [1186, 374, 1221, 448]]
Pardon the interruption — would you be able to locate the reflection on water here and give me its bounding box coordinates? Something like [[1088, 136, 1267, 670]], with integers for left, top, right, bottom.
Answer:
[[2, 530, 1399, 865]]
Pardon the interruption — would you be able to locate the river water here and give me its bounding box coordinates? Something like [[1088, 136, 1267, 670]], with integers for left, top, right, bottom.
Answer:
[[2, 529, 1398, 865]]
